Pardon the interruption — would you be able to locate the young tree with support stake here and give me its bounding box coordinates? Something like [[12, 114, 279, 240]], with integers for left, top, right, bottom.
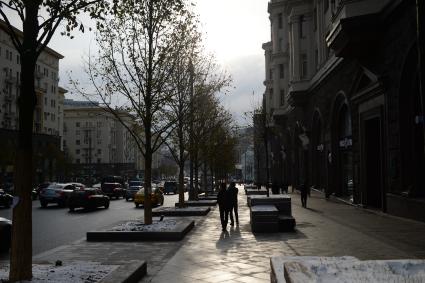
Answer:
[[0, 1, 112, 281], [72, 0, 189, 225]]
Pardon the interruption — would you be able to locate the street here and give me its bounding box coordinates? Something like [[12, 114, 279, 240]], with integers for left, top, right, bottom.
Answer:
[[0, 193, 180, 256]]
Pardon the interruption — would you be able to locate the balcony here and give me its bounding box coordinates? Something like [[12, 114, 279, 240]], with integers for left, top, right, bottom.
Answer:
[[325, 0, 390, 58]]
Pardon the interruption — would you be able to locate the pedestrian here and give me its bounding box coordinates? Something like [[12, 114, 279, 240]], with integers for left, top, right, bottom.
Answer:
[[227, 182, 239, 225], [300, 183, 308, 208], [217, 182, 230, 231]]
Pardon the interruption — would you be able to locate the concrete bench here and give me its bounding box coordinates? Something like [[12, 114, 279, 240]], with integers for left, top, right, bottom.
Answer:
[[245, 188, 268, 196], [248, 195, 292, 216], [250, 205, 279, 233]]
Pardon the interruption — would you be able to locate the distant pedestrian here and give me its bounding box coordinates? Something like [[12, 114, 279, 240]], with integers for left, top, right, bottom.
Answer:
[[299, 183, 308, 208], [217, 183, 230, 231], [227, 182, 239, 225]]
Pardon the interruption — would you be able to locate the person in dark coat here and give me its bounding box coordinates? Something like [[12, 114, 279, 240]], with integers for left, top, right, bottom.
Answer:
[[217, 183, 230, 231], [300, 183, 308, 208], [227, 182, 239, 225]]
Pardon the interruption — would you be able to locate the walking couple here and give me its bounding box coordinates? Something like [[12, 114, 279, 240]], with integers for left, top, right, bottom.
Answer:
[[217, 182, 239, 231]]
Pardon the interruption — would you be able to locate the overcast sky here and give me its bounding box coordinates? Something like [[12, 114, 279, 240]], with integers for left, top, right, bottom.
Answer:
[[44, 0, 270, 126]]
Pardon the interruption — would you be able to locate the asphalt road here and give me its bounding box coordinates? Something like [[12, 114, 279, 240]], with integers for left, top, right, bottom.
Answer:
[[0, 193, 180, 256]]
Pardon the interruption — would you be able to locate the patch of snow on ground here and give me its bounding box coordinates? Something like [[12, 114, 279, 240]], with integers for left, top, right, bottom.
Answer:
[[162, 206, 206, 211], [0, 262, 117, 283], [109, 219, 178, 232]]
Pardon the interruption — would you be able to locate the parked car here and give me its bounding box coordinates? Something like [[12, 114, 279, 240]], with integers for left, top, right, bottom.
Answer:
[[39, 183, 76, 208], [134, 187, 164, 208], [0, 189, 12, 208], [163, 181, 177, 194], [0, 217, 11, 252], [68, 188, 110, 212], [126, 180, 143, 201], [101, 182, 125, 199], [101, 176, 125, 187], [32, 182, 54, 200]]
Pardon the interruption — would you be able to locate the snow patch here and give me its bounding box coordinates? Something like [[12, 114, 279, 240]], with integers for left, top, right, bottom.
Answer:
[[109, 219, 178, 232], [0, 262, 117, 283]]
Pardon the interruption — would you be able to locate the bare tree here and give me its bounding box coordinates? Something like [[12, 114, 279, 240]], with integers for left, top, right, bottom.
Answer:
[[0, 1, 111, 280], [163, 17, 201, 207], [72, 0, 190, 224]]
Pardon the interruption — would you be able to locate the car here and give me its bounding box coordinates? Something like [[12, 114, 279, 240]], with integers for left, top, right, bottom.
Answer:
[[68, 188, 110, 212], [101, 176, 125, 187], [39, 183, 76, 208], [101, 182, 125, 199], [163, 181, 177, 194], [134, 187, 164, 208], [33, 182, 54, 200], [126, 180, 143, 201], [0, 189, 13, 208], [0, 217, 12, 252]]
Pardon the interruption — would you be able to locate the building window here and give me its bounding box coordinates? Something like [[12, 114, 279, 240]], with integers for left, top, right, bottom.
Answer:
[[97, 159, 101, 163], [331, 0, 335, 12], [278, 38, 283, 51], [270, 88, 274, 100], [324, 0, 329, 12], [76, 149, 80, 154], [269, 68, 273, 80], [76, 159, 80, 164], [76, 130, 80, 135], [279, 64, 284, 79], [280, 90, 285, 106], [301, 54, 308, 79], [97, 149, 101, 154], [76, 140, 80, 145], [76, 122, 80, 127], [278, 13, 283, 29], [299, 15, 306, 38]]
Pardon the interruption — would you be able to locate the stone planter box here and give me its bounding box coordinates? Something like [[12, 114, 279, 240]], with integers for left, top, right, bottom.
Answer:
[[245, 189, 268, 196], [152, 206, 210, 216], [87, 219, 194, 242], [175, 200, 217, 207], [101, 260, 147, 283], [248, 195, 292, 215]]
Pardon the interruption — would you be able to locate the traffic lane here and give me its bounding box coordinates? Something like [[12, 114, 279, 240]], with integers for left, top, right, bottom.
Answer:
[[0, 193, 181, 256]]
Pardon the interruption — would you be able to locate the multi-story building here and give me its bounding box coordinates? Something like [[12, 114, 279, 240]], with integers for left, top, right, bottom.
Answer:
[[0, 20, 65, 184], [260, 0, 425, 222], [63, 99, 143, 182]]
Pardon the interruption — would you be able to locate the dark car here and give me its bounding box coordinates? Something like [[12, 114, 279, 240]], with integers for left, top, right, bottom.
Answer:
[[126, 180, 143, 201], [101, 182, 125, 199], [0, 217, 12, 252], [163, 181, 177, 194], [33, 182, 54, 200], [0, 189, 12, 208], [101, 176, 125, 187], [68, 188, 110, 212], [39, 183, 76, 208]]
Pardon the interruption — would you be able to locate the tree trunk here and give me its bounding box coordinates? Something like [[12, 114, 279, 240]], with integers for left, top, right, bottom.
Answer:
[[202, 162, 207, 195], [194, 153, 199, 200], [189, 153, 194, 200], [9, 6, 39, 279], [178, 160, 185, 207], [144, 148, 153, 225]]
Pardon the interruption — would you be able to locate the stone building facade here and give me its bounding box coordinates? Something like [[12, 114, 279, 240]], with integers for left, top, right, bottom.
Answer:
[[260, 0, 425, 222], [0, 20, 65, 184], [63, 99, 143, 182]]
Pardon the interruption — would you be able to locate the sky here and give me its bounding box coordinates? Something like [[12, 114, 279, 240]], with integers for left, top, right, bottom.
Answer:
[[8, 0, 271, 126]]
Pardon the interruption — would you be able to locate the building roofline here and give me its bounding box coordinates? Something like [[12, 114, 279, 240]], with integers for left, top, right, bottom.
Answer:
[[0, 19, 64, 59]]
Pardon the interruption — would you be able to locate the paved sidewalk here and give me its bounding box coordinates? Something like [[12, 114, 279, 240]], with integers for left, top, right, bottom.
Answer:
[[144, 186, 425, 282], [3, 186, 424, 282]]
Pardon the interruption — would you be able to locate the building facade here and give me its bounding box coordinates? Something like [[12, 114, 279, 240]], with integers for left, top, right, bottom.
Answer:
[[260, 0, 425, 222], [0, 20, 65, 184], [63, 99, 143, 182]]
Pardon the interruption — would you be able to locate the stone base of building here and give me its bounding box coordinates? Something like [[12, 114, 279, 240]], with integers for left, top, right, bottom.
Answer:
[[386, 194, 425, 223]]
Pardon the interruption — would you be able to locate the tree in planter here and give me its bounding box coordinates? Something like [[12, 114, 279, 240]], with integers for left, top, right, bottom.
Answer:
[[163, 17, 201, 208], [0, 1, 111, 281], [187, 56, 232, 199], [72, 0, 189, 224]]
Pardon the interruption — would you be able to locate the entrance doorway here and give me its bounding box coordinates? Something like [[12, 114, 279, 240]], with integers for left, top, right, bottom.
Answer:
[[363, 116, 383, 208]]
